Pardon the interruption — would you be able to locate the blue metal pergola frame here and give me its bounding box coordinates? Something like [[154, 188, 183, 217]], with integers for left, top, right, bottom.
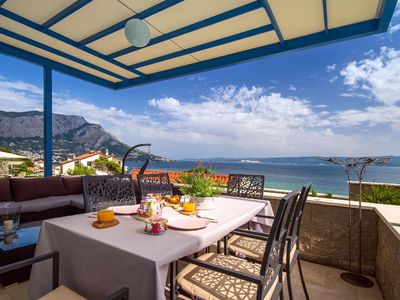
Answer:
[[0, 0, 397, 176]]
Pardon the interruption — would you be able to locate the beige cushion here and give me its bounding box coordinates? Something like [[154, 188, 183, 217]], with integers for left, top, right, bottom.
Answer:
[[228, 235, 266, 261], [177, 253, 279, 300], [228, 235, 298, 268], [39, 285, 87, 300]]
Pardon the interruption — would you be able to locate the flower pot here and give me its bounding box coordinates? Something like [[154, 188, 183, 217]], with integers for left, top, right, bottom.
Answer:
[[192, 196, 216, 210]]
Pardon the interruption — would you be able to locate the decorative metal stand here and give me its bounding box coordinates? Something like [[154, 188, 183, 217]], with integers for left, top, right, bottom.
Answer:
[[121, 143, 152, 175], [320, 157, 390, 288]]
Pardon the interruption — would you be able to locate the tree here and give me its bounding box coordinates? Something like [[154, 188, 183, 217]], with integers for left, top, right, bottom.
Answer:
[[0, 147, 14, 154], [93, 156, 122, 175], [67, 163, 95, 175], [13, 162, 34, 176]]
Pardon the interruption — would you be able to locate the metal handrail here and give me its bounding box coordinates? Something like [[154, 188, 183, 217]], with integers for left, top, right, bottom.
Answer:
[[121, 143, 151, 175]]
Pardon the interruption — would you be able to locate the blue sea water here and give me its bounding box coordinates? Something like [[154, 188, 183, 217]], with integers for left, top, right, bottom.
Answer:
[[126, 157, 400, 196]]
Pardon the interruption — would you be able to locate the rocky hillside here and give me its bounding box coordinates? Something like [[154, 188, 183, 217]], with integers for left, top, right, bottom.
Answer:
[[0, 110, 171, 162]]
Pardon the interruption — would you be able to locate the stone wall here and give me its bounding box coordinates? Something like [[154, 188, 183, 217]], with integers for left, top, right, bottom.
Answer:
[[376, 219, 400, 300], [349, 181, 400, 201], [266, 197, 378, 276]]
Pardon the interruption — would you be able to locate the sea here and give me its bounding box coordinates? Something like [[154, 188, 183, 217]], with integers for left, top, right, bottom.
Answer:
[[126, 157, 400, 196]]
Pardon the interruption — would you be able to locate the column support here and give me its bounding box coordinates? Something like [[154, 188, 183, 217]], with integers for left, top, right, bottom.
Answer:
[[43, 66, 52, 177]]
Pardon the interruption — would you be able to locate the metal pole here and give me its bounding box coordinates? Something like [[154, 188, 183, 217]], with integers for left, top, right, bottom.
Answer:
[[43, 66, 52, 177], [358, 179, 362, 275]]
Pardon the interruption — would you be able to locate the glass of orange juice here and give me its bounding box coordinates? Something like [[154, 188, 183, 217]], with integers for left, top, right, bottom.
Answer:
[[97, 209, 115, 222], [182, 202, 196, 213]]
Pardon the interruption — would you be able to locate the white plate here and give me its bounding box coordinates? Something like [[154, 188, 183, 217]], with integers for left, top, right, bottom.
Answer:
[[109, 204, 140, 215], [167, 218, 209, 230]]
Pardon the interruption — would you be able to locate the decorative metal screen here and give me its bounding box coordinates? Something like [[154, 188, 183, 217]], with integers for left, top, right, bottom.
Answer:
[[260, 191, 298, 288], [288, 184, 312, 247], [82, 175, 136, 212], [137, 173, 173, 198], [227, 174, 265, 199]]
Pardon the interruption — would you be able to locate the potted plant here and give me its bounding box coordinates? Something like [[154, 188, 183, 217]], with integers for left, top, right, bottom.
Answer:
[[179, 161, 220, 210]]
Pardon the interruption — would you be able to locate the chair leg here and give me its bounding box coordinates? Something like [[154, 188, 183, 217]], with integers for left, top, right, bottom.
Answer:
[[169, 262, 176, 300], [297, 256, 310, 300], [217, 240, 221, 254], [286, 269, 294, 300], [223, 235, 228, 255]]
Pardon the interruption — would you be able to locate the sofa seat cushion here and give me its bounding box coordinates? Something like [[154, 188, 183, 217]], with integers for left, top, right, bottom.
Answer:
[[0, 177, 13, 202], [20, 196, 73, 213], [69, 194, 85, 210], [11, 177, 67, 202]]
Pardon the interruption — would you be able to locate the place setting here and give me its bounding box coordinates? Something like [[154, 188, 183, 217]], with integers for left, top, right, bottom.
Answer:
[[89, 193, 217, 233]]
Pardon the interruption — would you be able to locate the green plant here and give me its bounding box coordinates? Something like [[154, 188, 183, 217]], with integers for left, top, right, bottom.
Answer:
[[93, 156, 122, 174], [13, 162, 34, 176], [311, 189, 317, 197], [67, 163, 95, 175], [362, 185, 400, 205], [325, 192, 333, 198], [179, 162, 220, 197]]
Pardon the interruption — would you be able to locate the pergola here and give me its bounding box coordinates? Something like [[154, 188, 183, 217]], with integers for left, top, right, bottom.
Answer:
[[0, 0, 397, 176]]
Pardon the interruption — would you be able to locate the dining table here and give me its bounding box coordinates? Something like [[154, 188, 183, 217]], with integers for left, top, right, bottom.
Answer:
[[28, 196, 273, 300]]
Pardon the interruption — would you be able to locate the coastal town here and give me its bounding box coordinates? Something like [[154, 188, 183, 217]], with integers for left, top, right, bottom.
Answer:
[[0, 148, 124, 176]]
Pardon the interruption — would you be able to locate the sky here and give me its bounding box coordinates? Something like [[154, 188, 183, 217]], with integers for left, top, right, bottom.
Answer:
[[1, 5, 400, 159]]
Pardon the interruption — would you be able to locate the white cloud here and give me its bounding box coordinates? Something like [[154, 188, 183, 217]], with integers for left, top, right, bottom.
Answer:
[[340, 47, 400, 105], [288, 84, 297, 91], [326, 64, 336, 72], [1, 78, 400, 157], [394, 2, 400, 17], [339, 92, 369, 99], [331, 105, 400, 131], [388, 23, 400, 34], [329, 76, 338, 83], [148, 97, 181, 111]]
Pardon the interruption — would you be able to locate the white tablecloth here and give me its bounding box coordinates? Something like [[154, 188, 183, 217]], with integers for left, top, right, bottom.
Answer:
[[29, 197, 271, 300]]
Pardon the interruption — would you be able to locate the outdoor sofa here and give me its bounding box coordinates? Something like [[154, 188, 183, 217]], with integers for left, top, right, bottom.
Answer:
[[0, 176, 85, 225]]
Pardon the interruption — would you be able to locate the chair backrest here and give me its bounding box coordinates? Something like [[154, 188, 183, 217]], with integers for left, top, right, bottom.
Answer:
[[137, 173, 173, 198], [82, 175, 136, 212], [226, 174, 265, 199], [288, 183, 312, 246], [259, 191, 299, 293]]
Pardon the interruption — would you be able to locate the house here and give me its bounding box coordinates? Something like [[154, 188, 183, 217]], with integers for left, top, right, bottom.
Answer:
[[59, 150, 121, 175], [0, 150, 28, 176]]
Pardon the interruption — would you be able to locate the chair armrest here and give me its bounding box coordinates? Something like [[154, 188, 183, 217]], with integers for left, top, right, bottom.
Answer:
[[0, 251, 59, 290], [233, 228, 269, 241], [255, 214, 275, 219], [180, 256, 263, 285], [105, 287, 129, 300]]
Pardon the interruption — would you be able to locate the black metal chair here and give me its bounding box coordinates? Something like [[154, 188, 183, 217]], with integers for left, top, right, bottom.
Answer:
[[170, 191, 299, 300], [137, 173, 173, 199], [227, 184, 312, 300], [219, 174, 265, 253], [0, 251, 129, 299], [82, 175, 136, 212], [227, 174, 265, 199]]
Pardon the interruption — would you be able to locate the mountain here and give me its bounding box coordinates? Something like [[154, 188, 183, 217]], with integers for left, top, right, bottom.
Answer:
[[0, 110, 172, 162]]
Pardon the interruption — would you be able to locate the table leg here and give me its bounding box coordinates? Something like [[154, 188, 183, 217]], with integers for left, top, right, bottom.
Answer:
[[169, 262, 176, 300]]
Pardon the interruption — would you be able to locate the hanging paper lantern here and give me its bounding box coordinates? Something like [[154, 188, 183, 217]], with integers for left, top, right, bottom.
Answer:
[[124, 19, 150, 47]]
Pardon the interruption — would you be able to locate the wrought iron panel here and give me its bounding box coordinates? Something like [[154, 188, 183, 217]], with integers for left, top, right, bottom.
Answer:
[[137, 173, 173, 198], [227, 174, 265, 199], [82, 175, 136, 212]]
